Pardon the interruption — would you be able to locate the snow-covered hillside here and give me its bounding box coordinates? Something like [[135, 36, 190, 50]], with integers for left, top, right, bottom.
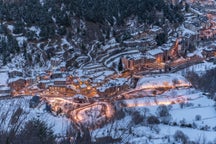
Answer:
[[0, 97, 71, 136]]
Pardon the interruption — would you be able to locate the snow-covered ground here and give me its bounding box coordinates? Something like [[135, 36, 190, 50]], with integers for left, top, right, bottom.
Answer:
[[92, 90, 216, 143], [0, 67, 9, 85], [91, 68, 216, 143], [136, 73, 191, 90], [178, 61, 216, 76], [0, 97, 71, 136]]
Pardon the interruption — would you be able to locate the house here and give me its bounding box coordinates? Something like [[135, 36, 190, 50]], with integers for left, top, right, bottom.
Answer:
[[200, 29, 214, 40], [59, 62, 67, 72], [202, 47, 216, 58], [48, 85, 75, 96], [47, 77, 76, 96], [38, 80, 52, 89], [97, 78, 129, 97], [53, 78, 67, 86], [72, 94, 89, 103], [39, 73, 50, 80], [48, 85, 67, 93], [8, 78, 26, 91], [121, 54, 159, 71], [50, 71, 63, 79], [147, 48, 164, 63]]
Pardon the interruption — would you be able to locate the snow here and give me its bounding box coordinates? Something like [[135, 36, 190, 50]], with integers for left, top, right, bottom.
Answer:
[[178, 61, 216, 76], [160, 125, 216, 142], [73, 94, 86, 100], [29, 26, 41, 37], [180, 25, 196, 36], [7, 25, 14, 31], [0, 97, 71, 136], [0, 86, 10, 90], [190, 7, 204, 16], [8, 77, 24, 83], [92, 87, 216, 143], [16, 36, 27, 47], [0, 71, 8, 85], [136, 74, 191, 90], [98, 78, 128, 92], [147, 48, 163, 56]]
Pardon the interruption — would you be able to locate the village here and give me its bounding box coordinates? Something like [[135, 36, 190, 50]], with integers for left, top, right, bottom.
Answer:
[[0, 0, 216, 126]]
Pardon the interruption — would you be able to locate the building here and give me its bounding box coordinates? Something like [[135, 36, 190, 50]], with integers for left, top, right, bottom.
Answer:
[[202, 47, 216, 58], [97, 78, 129, 97], [50, 71, 64, 79], [26, 77, 35, 85], [53, 78, 67, 86], [39, 73, 50, 80], [147, 48, 164, 63], [38, 80, 51, 89], [166, 38, 181, 60], [8, 78, 26, 91]]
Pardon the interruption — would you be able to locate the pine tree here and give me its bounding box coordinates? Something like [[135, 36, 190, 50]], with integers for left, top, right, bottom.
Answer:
[[118, 59, 123, 72]]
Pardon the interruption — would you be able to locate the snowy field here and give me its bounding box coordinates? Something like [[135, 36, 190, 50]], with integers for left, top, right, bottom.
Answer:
[[0, 97, 71, 136], [92, 90, 216, 143]]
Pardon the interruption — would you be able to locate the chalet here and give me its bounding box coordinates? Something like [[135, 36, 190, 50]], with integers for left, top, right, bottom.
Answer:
[[8, 70, 23, 78], [38, 80, 52, 89], [49, 85, 66, 93], [202, 47, 216, 58], [97, 78, 129, 97], [39, 73, 50, 80], [25, 77, 35, 87], [50, 71, 64, 79], [53, 78, 67, 86], [48, 85, 75, 96], [47, 77, 76, 96], [147, 48, 164, 63], [0, 86, 11, 97], [200, 29, 214, 40], [59, 62, 66, 72], [72, 94, 89, 103], [121, 55, 157, 71], [8, 78, 26, 91]]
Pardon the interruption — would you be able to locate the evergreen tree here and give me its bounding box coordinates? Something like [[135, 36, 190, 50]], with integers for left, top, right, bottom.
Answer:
[[16, 119, 55, 144], [118, 59, 123, 72]]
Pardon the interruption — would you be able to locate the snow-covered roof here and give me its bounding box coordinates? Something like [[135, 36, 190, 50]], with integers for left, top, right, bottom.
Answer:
[[98, 78, 128, 92], [150, 26, 162, 32], [8, 77, 25, 83], [0, 72, 8, 85], [8, 69, 22, 73], [39, 80, 51, 83], [136, 74, 191, 89], [53, 78, 66, 81], [0, 86, 10, 91], [51, 57, 61, 61], [80, 84, 87, 88], [147, 48, 163, 56], [73, 94, 87, 100]]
